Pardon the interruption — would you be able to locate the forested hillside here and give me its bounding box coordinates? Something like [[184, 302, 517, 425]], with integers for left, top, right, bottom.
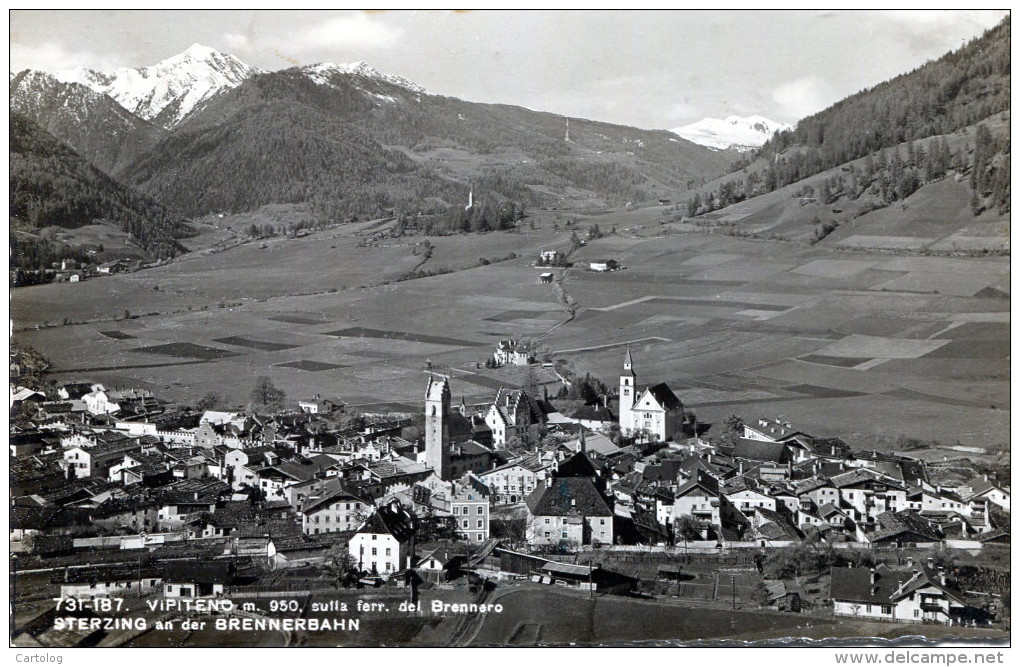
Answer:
[[10, 113, 185, 260], [754, 16, 1010, 212], [10, 70, 164, 174], [687, 17, 1010, 220], [116, 67, 731, 224]]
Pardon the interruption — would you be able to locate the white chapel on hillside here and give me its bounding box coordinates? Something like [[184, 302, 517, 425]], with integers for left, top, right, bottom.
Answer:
[[618, 348, 685, 442]]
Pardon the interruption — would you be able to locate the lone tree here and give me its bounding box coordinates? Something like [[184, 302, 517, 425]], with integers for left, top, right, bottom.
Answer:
[[720, 413, 745, 446], [324, 551, 362, 587], [674, 514, 702, 550], [195, 392, 223, 412], [250, 376, 286, 411]]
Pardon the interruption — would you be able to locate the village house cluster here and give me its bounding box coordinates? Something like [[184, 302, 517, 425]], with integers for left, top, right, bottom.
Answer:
[[12, 256, 140, 287], [9, 349, 1010, 635]]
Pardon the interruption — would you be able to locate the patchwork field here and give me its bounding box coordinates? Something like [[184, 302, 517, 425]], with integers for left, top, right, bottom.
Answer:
[[11, 206, 1009, 451]]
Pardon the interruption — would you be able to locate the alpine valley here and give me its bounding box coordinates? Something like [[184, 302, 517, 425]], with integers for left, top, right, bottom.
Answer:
[[8, 18, 1010, 456], [6, 15, 1013, 650]]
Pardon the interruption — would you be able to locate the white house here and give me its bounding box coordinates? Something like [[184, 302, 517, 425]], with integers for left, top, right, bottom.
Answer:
[[59, 568, 163, 599], [479, 456, 550, 505], [222, 447, 277, 490], [672, 469, 722, 532], [493, 339, 535, 367], [589, 259, 619, 272], [163, 562, 232, 599], [830, 565, 967, 624], [743, 417, 804, 443], [723, 478, 779, 517], [484, 387, 544, 447], [961, 476, 1010, 512], [830, 469, 908, 521], [298, 395, 344, 415], [83, 386, 121, 415], [348, 501, 416, 578], [300, 484, 373, 536]]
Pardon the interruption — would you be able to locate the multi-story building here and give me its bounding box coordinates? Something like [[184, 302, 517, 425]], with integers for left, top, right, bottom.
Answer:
[[479, 456, 550, 504], [450, 477, 490, 544]]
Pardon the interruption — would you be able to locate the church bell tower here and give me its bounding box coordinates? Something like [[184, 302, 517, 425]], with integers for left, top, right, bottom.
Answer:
[[619, 348, 636, 434]]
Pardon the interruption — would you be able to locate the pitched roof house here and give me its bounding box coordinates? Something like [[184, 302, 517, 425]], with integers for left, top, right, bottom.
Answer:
[[830, 565, 966, 624], [525, 478, 613, 547]]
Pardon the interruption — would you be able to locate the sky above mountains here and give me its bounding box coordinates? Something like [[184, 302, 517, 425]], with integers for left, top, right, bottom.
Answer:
[[10, 9, 1008, 130]]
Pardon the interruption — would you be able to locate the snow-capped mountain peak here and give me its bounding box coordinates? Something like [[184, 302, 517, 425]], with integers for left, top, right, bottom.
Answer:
[[671, 114, 792, 152], [53, 44, 262, 128], [175, 43, 220, 61], [302, 61, 426, 95]]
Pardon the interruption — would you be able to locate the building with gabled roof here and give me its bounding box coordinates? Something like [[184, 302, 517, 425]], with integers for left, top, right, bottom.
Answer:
[[349, 500, 416, 577], [743, 417, 805, 443], [730, 438, 793, 466], [750, 506, 803, 544], [163, 561, 235, 598], [493, 339, 535, 367], [525, 477, 613, 547], [449, 476, 491, 544], [299, 479, 373, 536], [959, 475, 1010, 512], [864, 510, 943, 546], [723, 475, 779, 517], [830, 565, 967, 624], [484, 386, 545, 448], [830, 468, 908, 521], [671, 468, 726, 537]]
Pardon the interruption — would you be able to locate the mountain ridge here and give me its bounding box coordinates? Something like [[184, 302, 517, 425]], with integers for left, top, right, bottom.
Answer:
[[112, 63, 732, 221], [9, 69, 164, 173], [54, 43, 263, 128]]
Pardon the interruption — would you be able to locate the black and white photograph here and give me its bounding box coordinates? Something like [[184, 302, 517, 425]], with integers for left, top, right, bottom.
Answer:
[[7, 8, 1012, 653]]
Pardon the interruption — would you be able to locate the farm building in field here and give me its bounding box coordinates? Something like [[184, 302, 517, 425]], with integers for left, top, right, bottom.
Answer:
[[539, 272, 554, 283], [96, 260, 129, 275], [589, 259, 619, 272], [493, 339, 535, 367]]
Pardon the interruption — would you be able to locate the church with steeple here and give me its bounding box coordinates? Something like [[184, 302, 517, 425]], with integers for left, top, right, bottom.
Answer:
[[618, 348, 685, 442]]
